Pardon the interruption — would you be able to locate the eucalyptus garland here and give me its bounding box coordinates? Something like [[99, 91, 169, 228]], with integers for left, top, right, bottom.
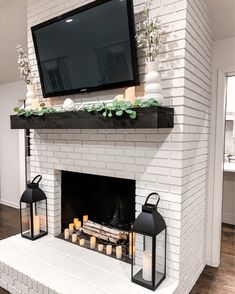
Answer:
[[13, 98, 159, 120]]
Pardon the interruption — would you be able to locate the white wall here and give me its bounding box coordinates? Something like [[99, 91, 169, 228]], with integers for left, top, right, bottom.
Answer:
[[0, 80, 25, 208], [207, 36, 235, 266], [214, 38, 235, 226], [213, 37, 235, 70]]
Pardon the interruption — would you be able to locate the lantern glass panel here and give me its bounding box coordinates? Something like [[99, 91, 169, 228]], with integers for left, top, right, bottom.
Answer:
[[132, 231, 166, 289], [133, 233, 153, 286], [20, 200, 48, 240], [154, 229, 166, 288], [20, 203, 31, 237]]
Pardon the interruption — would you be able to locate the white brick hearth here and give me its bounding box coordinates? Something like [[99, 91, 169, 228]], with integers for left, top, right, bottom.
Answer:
[[0, 235, 178, 294]]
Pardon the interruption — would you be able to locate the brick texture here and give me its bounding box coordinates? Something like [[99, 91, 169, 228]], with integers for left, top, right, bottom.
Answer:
[[2, 0, 212, 293]]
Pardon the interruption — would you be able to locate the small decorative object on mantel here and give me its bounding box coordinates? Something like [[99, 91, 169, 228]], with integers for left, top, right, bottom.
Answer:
[[131, 192, 166, 291], [20, 175, 48, 241], [136, 1, 163, 105], [16, 45, 39, 111], [62, 98, 76, 111], [125, 86, 136, 104]]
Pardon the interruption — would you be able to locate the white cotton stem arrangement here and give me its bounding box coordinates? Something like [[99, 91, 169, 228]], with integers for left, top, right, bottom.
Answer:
[[135, 0, 162, 62], [16, 45, 34, 85]]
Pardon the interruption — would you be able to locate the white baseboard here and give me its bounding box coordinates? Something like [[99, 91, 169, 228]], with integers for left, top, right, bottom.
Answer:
[[0, 199, 20, 209], [223, 213, 235, 225]]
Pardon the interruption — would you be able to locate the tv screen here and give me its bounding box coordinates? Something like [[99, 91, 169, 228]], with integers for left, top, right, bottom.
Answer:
[[31, 0, 139, 98]]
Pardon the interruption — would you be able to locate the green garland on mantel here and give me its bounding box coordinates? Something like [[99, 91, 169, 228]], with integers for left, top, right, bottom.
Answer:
[[13, 98, 159, 120]]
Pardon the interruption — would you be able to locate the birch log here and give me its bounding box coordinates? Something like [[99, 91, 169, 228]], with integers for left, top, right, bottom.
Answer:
[[82, 220, 128, 244]]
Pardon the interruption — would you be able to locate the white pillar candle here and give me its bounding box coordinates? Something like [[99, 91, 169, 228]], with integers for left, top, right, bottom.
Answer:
[[97, 244, 104, 252], [106, 245, 112, 255], [72, 233, 77, 243], [83, 215, 88, 223], [69, 223, 74, 235], [74, 221, 81, 230], [64, 228, 70, 240], [33, 215, 40, 236], [90, 236, 96, 249], [73, 218, 79, 226], [79, 238, 85, 246], [116, 246, 122, 259], [143, 251, 152, 281]]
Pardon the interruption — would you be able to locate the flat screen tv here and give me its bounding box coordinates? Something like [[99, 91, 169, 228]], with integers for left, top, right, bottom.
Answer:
[[31, 0, 139, 98]]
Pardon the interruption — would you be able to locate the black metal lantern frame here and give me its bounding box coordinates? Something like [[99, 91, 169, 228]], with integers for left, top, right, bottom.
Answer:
[[20, 175, 48, 240], [131, 193, 166, 291]]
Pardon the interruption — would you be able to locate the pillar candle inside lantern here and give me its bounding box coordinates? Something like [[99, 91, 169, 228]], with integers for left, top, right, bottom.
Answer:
[[142, 251, 152, 281], [33, 215, 40, 236]]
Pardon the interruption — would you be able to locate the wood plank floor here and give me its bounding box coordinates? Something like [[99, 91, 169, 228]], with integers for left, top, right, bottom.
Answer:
[[0, 204, 234, 294], [190, 224, 235, 294]]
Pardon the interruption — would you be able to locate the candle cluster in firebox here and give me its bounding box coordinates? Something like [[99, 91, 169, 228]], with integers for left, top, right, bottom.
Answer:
[[63, 215, 136, 259]]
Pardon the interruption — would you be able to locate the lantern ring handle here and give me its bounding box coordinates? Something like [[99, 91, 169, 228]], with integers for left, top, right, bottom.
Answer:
[[32, 175, 42, 184], [145, 192, 160, 209]]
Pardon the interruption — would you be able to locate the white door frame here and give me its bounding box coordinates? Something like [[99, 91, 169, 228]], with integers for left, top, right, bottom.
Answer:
[[207, 67, 235, 267]]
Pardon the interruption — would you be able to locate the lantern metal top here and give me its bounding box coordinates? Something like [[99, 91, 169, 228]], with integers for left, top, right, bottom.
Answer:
[[20, 175, 47, 203], [133, 193, 166, 236]]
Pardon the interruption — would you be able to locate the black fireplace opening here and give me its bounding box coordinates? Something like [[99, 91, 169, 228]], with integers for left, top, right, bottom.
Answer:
[[61, 171, 135, 231]]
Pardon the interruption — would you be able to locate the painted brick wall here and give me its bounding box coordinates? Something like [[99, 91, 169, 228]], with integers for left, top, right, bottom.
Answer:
[[176, 0, 212, 293], [26, 0, 212, 293]]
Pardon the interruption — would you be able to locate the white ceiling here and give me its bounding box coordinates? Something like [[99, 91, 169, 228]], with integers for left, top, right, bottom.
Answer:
[[208, 0, 235, 41], [0, 0, 27, 85], [0, 0, 234, 84]]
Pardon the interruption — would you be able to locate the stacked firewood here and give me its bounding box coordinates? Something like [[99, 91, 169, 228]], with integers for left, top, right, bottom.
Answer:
[[82, 220, 128, 244]]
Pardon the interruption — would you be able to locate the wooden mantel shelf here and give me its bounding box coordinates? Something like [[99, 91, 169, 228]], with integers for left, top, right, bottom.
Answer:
[[10, 107, 174, 129]]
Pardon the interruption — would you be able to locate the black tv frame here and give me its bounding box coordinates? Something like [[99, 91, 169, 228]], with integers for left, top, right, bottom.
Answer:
[[31, 0, 139, 98]]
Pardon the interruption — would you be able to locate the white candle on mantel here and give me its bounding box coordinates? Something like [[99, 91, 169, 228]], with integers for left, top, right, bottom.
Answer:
[[143, 251, 152, 281], [69, 223, 74, 235], [72, 233, 77, 243], [106, 245, 112, 255], [64, 228, 70, 240], [116, 246, 122, 259], [79, 239, 85, 246], [98, 244, 104, 252], [90, 236, 96, 249], [33, 215, 40, 236]]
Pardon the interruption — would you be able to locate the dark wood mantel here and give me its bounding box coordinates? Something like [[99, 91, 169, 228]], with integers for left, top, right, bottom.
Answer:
[[10, 107, 174, 129]]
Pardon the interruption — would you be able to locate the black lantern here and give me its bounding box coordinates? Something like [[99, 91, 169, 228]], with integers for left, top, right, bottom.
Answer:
[[131, 193, 166, 291], [20, 175, 48, 240]]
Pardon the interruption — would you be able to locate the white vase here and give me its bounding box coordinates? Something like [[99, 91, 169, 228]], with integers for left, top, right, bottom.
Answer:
[[25, 84, 36, 110], [63, 98, 76, 111], [144, 60, 164, 105]]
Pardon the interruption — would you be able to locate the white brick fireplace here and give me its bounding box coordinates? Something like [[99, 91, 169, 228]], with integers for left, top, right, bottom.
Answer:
[[0, 0, 213, 293]]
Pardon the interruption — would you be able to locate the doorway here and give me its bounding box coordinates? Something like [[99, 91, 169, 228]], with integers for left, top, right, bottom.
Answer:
[[208, 72, 235, 268]]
